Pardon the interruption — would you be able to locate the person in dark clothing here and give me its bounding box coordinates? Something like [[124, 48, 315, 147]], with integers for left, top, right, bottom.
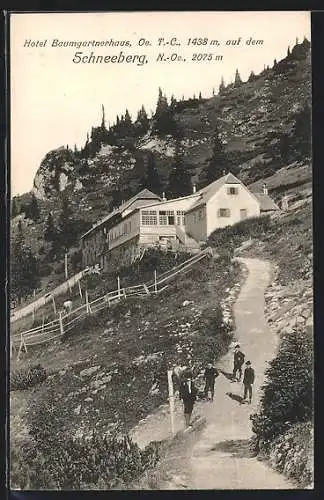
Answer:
[[233, 344, 245, 382], [179, 371, 198, 427], [242, 361, 255, 404], [203, 362, 219, 401]]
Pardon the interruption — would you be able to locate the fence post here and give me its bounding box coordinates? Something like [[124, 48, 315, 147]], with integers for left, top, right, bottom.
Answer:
[[17, 333, 27, 361], [85, 290, 90, 314], [59, 311, 64, 336], [167, 369, 176, 435], [65, 252, 68, 280], [78, 281, 83, 300], [117, 276, 121, 299], [154, 270, 158, 294], [51, 295, 56, 315]]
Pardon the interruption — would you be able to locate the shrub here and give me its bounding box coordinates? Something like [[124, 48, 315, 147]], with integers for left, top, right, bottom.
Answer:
[[251, 328, 313, 446], [11, 364, 47, 391], [11, 433, 161, 490], [11, 383, 162, 489], [267, 421, 313, 487], [208, 215, 272, 250]]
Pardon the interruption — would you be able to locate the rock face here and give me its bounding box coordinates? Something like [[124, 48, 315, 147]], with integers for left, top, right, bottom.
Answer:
[[30, 40, 310, 206], [264, 263, 313, 335], [33, 143, 137, 201]]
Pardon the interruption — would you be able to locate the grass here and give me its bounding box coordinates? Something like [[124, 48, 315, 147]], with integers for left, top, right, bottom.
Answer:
[[11, 253, 241, 466]]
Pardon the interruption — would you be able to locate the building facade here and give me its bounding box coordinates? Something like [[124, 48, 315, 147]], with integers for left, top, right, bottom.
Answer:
[[80, 172, 279, 270]]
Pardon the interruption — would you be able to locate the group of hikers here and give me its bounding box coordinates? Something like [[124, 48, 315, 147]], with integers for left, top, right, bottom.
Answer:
[[176, 344, 255, 427]]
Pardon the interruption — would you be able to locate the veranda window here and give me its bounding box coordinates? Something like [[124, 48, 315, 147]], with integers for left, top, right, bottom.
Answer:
[[142, 210, 157, 225], [159, 210, 175, 225]]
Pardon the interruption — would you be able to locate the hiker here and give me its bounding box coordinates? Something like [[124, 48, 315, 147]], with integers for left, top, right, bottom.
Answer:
[[242, 361, 255, 404], [203, 362, 219, 401], [233, 344, 245, 382], [179, 370, 198, 427]]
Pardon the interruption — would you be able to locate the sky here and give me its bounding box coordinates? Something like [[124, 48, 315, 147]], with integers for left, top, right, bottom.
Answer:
[[10, 11, 311, 196]]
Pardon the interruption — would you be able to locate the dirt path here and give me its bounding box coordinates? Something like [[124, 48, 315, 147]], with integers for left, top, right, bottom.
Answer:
[[131, 258, 295, 489]]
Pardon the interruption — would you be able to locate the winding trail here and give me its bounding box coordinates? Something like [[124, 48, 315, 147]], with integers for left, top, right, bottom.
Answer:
[[132, 258, 295, 489]]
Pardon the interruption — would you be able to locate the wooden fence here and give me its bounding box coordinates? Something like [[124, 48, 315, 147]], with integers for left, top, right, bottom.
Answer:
[[11, 247, 213, 360]]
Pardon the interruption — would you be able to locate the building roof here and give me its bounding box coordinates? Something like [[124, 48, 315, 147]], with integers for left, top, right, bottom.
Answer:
[[186, 172, 245, 213], [138, 192, 200, 210], [254, 193, 280, 211], [81, 188, 161, 239]]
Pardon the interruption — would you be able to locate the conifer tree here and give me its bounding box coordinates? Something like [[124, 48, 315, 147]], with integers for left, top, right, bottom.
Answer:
[[28, 193, 40, 222], [170, 94, 177, 111], [11, 198, 19, 218], [248, 70, 257, 82], [135, 105, 150, 135], [153, 87, 176, 135], [202, 123, 227, 185], [11, 222, 40, 304], [58, 196, 76, 250], [234, 68, 242, 87], [167, 139, 192, 198], [199, 91, 202, 100], [219, 77, 225, 94], [139, 153, 162, 194], [44, 212, 57, 242]]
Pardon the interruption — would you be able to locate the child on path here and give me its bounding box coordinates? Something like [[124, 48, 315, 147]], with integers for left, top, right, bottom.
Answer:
[[203, 362, 219, 401], [179, 370, 198, 427], [232, 344, 245, 382], [242, 361, 255, 404]]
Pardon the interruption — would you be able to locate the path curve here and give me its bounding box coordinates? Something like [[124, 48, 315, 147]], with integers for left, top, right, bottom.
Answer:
[[182, 257, 294, 489], [132, 258, 295, 489]]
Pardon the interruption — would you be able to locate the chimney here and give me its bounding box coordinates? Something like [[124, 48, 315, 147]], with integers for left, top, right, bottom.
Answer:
[[222, 169, 226, 176], [162, 192, 167, 201], [192, 183, 197, 194], [262, 183, 268, 195]]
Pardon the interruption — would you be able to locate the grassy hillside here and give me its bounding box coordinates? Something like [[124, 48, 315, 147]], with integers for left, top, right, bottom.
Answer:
[[10, 39, 311, 308], [11, 252, 240, 449]]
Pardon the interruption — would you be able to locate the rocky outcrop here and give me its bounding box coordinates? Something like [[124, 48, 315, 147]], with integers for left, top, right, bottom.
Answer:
[[264, 264, 313, 335]]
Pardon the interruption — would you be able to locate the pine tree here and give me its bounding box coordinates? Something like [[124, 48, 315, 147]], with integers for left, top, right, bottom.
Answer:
[[167, 139, 192, 198], [273, 59, 277, 67], [234, 69, 242, 87], [11, 198, 19, 218], [212, 87, 215, 96], [139, 153, 162, 194], [199, 91, 202, 100], [28, 193, 40, 222], [135, 105, 150, 135], [101, 104, 106, 128], [248, 70, 257, 82], [153, 87, 176, 135], [287, 46, 291, 57], [170, 94, 177, 111], [58, 196, 76, 250], [202, 124, 227, 185], [11, 223, 40, 304], [44, 212, 57, 242], [219, 77, 225, 94]]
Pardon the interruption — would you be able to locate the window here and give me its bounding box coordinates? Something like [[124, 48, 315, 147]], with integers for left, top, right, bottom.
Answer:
[[176, 210, 185, 225], [142, 210, 157, 225], [227, 186, 238, 195], [159, 210, 175, 225], [219, 208, 231, 217]]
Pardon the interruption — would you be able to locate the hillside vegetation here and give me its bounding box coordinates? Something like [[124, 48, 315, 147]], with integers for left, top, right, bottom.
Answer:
[[10, 39, 311, 306], [11, 251, 242, 489]]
